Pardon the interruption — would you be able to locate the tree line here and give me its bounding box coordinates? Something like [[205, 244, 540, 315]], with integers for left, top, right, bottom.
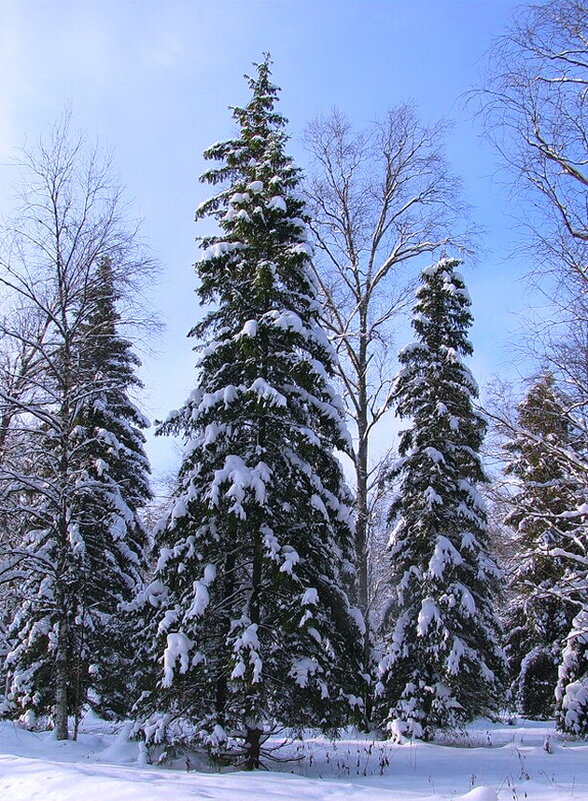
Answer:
[[0, 0, 587, 770]]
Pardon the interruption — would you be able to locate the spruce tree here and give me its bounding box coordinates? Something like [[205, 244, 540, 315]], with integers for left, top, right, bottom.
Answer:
[[71, 257, 151, 719], [134, 57, 363, 768], [502, 373, 579, 719], [376, 258, 504, 740], [4, 258, 151, 732]]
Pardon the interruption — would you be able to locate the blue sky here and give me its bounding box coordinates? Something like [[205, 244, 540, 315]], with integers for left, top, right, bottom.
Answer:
[[0, 0, 530, 480]]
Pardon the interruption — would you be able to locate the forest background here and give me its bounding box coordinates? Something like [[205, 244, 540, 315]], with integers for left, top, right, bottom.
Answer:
[[4, 0, 588, 762]]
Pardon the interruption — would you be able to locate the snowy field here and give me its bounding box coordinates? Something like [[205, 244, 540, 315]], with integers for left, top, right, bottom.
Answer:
[[1, 717, 588, 800]]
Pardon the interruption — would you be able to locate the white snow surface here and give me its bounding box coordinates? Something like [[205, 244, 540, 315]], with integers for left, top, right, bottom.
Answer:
[[2, 716, 588, 800]]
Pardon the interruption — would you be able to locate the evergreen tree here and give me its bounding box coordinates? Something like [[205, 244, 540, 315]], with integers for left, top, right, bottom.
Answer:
[[502, 373, 579, 719], [134, 56, 363, 768], [70, 257, 151, 719], [3, 257, 151, 733], [376, 258, 504, 740]]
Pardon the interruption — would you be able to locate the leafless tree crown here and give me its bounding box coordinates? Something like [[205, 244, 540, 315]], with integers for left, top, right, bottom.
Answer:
[[302, 105, 470, 648]]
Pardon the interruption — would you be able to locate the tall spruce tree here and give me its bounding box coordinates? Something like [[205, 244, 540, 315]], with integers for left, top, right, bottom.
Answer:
[[70, 257, 152, 720], [3, 257, 151, 734], [134, 57, 363, 768], [502, 373, 580, 719], [376, 258, 504, 740]]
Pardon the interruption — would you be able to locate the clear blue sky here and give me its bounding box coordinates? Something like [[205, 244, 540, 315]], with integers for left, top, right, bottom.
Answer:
[[0, 0, 529, 481]]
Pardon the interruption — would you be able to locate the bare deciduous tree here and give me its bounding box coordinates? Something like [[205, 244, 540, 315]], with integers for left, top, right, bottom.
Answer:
[[480, 0, 588, 638], [480, 0, 588, 363], [303, 106, 470, 701]]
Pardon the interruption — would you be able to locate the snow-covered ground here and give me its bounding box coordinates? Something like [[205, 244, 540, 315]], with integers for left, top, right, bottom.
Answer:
[[1, 716, 587, 800]]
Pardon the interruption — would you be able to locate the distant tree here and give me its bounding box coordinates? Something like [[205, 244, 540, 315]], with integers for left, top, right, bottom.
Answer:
[[376, 258, 504, 740], [303, 108, 469, 706], [0, 118, 153, 738], [485, 371, 588, 731], [501, 373, 580, 718], [134, 57, 363, 769]]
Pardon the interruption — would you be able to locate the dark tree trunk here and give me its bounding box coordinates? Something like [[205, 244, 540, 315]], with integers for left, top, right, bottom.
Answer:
[[244, 725, 262, 770], [54, 614, 69, 740]]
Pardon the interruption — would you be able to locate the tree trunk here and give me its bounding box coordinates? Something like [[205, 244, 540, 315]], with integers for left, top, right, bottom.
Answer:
[[356, 313, 372, 728], [54, 614, 69, 740], [244, 725, 262, 770], [215, 549, 235, 725]]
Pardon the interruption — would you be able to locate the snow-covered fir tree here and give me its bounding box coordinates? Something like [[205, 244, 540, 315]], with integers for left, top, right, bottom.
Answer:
[[69, 257, 151, 719], [502, 373, 580, 719], [133, 56, 363, 768], [3, 257, 151, 735], [376, 258, 505, 741]]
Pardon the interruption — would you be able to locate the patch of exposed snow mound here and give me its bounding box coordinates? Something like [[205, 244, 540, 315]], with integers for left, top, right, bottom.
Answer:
[[459, 788, 497, 801]]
